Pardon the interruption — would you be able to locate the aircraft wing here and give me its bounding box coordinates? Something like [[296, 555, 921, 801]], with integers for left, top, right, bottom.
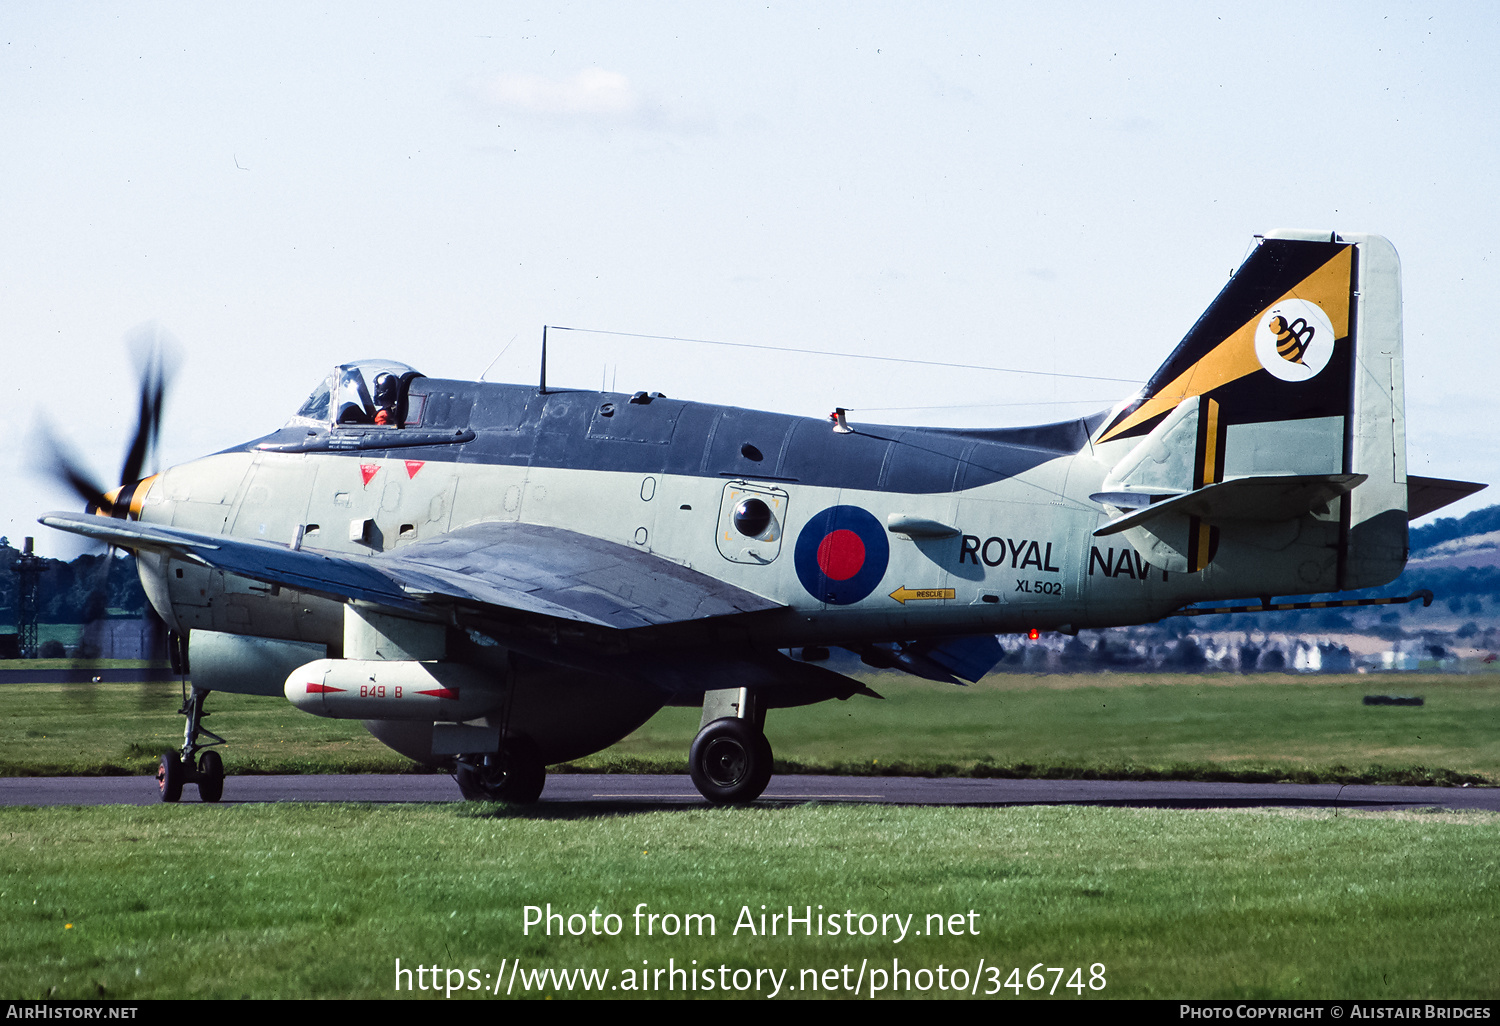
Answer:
[[39, 512, 782, 630], [376, 521, 781, 628]]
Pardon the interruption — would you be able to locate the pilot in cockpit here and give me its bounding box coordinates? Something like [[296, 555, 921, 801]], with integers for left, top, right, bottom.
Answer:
[[372, 372, 399, 426], [296, 360, 421, 431]]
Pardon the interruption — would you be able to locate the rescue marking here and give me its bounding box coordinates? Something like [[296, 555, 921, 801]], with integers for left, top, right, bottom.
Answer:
[[359, 463, 380, 487], [889, 586, 956, 605], [405, 460, 425, 479]]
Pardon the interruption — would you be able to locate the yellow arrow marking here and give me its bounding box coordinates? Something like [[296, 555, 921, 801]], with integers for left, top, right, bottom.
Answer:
[[889, 586, 956, 605]]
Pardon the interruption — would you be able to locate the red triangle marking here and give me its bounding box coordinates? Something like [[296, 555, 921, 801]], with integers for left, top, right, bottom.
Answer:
[[405, 460, 424, 479], [305, 683, 345, 694], [416, 687, 459, 700], [360, 463, 379, 487]]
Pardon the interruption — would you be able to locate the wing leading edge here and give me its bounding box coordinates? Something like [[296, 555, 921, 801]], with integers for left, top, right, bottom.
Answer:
[[39, 513, 782, 630]]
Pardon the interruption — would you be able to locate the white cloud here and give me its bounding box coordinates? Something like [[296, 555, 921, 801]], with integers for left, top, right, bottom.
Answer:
[[478, 68, 639, 118], [471, 68, 711, 134]]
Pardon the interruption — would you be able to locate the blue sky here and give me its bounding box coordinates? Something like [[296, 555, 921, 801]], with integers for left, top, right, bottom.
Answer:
[[4, 2, 1497, 553]]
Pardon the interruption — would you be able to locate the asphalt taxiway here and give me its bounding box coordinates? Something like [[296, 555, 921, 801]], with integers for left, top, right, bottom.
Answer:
[[1, 774, 1495, 811]]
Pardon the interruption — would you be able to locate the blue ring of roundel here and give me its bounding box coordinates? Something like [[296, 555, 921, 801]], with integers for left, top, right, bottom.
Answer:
[[793, 505, 890, 605]]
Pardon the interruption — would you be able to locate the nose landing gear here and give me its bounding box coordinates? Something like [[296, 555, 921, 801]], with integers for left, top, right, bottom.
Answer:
[[157, 685, 227, 803]]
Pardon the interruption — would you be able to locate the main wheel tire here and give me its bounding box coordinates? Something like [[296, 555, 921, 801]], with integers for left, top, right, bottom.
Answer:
[[157, 752, 183, 803], [455, 736, 546, 804], [689, 718, 773, 804], [197, 750, 225, 803]]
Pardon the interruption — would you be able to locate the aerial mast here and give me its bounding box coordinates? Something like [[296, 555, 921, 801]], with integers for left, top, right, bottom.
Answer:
[[14, 537, 43, 659], [539, 325, 548, 394]]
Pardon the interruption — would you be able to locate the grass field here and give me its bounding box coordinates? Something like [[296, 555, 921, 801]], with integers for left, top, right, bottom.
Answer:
[[0, 802, 1494, 1000], [3, 671, 1496, 1001], [2, 671, 1495, 785]]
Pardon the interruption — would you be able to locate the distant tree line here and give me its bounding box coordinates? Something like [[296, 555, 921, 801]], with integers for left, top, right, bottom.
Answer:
[[0, 537, 148, 625]]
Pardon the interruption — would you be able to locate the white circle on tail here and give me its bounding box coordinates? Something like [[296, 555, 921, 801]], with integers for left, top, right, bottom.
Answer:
[[1254, 299, 1336, 382]]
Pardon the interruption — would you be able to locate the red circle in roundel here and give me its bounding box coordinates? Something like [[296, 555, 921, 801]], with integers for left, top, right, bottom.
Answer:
[[816, 529, 866, 581]]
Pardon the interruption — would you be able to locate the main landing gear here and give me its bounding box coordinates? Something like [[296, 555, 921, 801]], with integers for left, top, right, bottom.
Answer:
[[689, 688, 774, 804], [454, 735, 547, 804], [158, 685, 227, 803]]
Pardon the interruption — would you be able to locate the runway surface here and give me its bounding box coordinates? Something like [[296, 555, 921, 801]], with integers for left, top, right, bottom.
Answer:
[[2, 773, 1496, 811]]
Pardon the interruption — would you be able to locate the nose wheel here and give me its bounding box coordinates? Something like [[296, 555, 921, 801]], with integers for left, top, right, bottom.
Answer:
[[689, 717, 773, 803], [157, 751, 184, 802], [157, 685, 227, 803], [156, 748, 224, 803]]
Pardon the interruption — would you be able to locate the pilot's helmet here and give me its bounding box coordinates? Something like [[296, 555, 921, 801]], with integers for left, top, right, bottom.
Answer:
[[373, 372, 399, 406]]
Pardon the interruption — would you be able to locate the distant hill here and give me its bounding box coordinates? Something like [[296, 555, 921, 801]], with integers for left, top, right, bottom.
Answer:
[[1401, 503, 1500, 606], [1410, 503, 1500, 554]]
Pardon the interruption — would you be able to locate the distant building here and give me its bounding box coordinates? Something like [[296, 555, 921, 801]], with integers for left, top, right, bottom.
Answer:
[[76, 618, 166, 660]]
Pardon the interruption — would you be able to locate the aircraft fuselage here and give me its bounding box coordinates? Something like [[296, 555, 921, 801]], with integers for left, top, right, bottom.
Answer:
[[136, 378, 1348, 653]]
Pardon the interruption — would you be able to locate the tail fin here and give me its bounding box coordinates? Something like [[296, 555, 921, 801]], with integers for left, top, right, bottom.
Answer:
[[1092, 231, 1406, 589]]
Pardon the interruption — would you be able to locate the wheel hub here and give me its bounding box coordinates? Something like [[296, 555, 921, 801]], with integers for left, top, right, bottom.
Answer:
[[702, 737, 750, 787]]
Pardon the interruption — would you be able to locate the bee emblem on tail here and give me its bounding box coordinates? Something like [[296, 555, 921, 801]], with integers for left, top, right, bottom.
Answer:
[[1253, 297, 1336, 383], [1268, 312, 1316, 366]]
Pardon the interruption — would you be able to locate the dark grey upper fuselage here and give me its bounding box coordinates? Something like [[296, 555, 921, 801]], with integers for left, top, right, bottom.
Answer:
[[243, 379, 1104, 495]]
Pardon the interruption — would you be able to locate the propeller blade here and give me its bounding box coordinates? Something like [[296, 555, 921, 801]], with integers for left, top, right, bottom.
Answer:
[[34, 420, 112, 512], [30, 325, 179, 517], [119, 327, 178, 487]]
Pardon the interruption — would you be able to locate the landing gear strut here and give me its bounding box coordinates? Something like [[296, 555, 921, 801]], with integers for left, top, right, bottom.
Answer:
[[158, 684, 227, 804], [689, 687, 773, 804], [455, 734, 546, 803]]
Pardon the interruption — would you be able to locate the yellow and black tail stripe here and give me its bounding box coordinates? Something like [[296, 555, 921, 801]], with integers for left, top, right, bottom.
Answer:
[[1186, 398, 1225, 573], [1192, 397, 1226, 490], [1098, 244, 1352, 445]]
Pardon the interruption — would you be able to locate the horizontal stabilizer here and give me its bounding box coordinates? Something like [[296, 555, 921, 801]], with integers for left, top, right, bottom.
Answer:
[[1406, 475, 1487, 521], [1094, 473, 1366, 537]]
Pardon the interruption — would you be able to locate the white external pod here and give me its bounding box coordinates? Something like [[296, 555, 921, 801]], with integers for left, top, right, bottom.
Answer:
[[285, 659, 505, 721]]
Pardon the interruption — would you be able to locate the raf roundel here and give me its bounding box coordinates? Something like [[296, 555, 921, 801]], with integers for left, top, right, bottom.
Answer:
[[794, 505, 890, 605]]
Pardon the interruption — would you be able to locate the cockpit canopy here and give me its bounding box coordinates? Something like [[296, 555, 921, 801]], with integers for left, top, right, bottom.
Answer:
[[292, 360, 423, 429]]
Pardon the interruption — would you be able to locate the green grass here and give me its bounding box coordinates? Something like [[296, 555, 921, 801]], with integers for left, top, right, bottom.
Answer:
[[0, 803, 1494, 999], [572, 672, 1500, 785], [2, 673, 1496, 784], [0, 678, 415, 776]]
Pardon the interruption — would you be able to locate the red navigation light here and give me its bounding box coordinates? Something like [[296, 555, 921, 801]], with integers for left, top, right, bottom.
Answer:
[[1027, 628, 1040, 640]]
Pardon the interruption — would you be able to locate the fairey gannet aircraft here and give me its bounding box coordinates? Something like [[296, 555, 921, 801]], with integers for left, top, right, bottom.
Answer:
[[41, 230, 1483, 804]]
